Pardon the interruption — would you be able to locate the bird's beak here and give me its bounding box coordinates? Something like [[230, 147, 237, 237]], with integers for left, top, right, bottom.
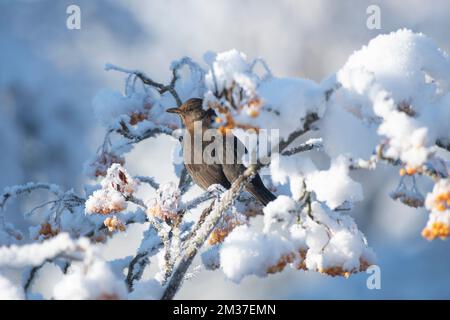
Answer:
[[166, 107, 181, 114]]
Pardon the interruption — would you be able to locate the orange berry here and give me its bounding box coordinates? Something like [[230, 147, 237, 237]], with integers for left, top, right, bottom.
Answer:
[[248, 109, 259, 118], [406, 167, 417, 175], [435, 202, 447, 212], [399, 168, 406, 176], [421, 228, 431, 240]]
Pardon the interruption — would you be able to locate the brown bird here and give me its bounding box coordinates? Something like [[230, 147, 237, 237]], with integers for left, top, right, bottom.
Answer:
[[167, 98, 276, 205]]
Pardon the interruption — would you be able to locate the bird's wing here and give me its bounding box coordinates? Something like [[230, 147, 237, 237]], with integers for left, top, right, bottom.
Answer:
[[186, 163, 231, 190], [221, 134, 248, 183], [222, 134, 276, 206]]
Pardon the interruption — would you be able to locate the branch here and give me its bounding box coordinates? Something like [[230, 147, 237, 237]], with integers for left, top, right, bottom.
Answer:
[[125, 226, 163, 291], [0, 234, 88, 268], [437, 139, 450, 152], [281, 139, 322, 156], [279, 113, 319, 151], [125, 252, 149, 292], [105, 64, 182, 107], [126, 195, 148, 210], [183, 192, 215, 211], [22, 258, 71, 294], [22, 260, 48, 293], [1, 183, 63, 212], [177, 166, 193, 195], [134, 175, 160, 190], [117, 121, 173, 143]]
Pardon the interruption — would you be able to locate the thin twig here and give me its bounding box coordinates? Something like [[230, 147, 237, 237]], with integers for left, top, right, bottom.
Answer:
[[281, 141, 322, 156], [23, 260, 49, 293], [134, 176, 160, 190], [436, 139, 450, 152], [125, 252, 149, 291]]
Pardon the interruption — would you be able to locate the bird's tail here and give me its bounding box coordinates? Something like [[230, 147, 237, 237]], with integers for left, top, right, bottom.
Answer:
[[246, 175, 277, 206]]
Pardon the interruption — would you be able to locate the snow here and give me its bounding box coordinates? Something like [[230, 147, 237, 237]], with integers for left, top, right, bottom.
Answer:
[[423, 178, 450, 240], [53, 260, 127, 300], [93, 89, 146, 128], [0, 274, 24, 300], [306, 156, 363, 209], [85, 164, 138, 215], [263, 195, 298, 233], [319, 100, 379, 160], [0, 233, 89, 268], [205, 50, 257, 96], [270, 155, 316, 200], [85, 188, 127, 215], [221, 200, 375, 281], [335, 29, 450, 168], [203, 49, 329, 141], [220, 225, 294, 283], [256, 77, 325, 138], [145, 182, 181, 220], [300, 202, 375, 274]]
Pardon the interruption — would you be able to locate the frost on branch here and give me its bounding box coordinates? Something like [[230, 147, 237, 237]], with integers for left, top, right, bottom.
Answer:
[[146, 182, 181, 221], [0, 233, 127, 299], [208, 205, 247, 246], [85, 163, 138, 215]]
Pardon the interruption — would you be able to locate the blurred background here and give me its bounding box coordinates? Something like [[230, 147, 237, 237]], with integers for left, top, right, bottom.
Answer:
[[1, 0, 450, 299]]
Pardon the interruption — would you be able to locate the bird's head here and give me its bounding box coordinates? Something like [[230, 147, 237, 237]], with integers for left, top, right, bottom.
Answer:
[[166, 98, 209, 124]]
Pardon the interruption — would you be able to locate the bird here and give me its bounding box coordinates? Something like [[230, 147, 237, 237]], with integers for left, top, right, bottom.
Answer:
[[166, 98, 276, 206]]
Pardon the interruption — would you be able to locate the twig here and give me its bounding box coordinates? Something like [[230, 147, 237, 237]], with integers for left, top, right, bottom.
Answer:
[[436, 139, 450, 152], [178, 166, 193, 195], [279, 113, 319, 151], [23, 260, 49, 293], [134, 176, 160, 190], [250, 57, 272, 79], [126, 195, 148, 210], [183, 192, 215, 211], [281, 141, 322, 156], [183, 199, 216, 249], [1, 183, 62, 212], [125, 252, 149, 291], [117, 121, 173, 143], [105, 64, 182, 107], [125, 226, 163, 291]]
